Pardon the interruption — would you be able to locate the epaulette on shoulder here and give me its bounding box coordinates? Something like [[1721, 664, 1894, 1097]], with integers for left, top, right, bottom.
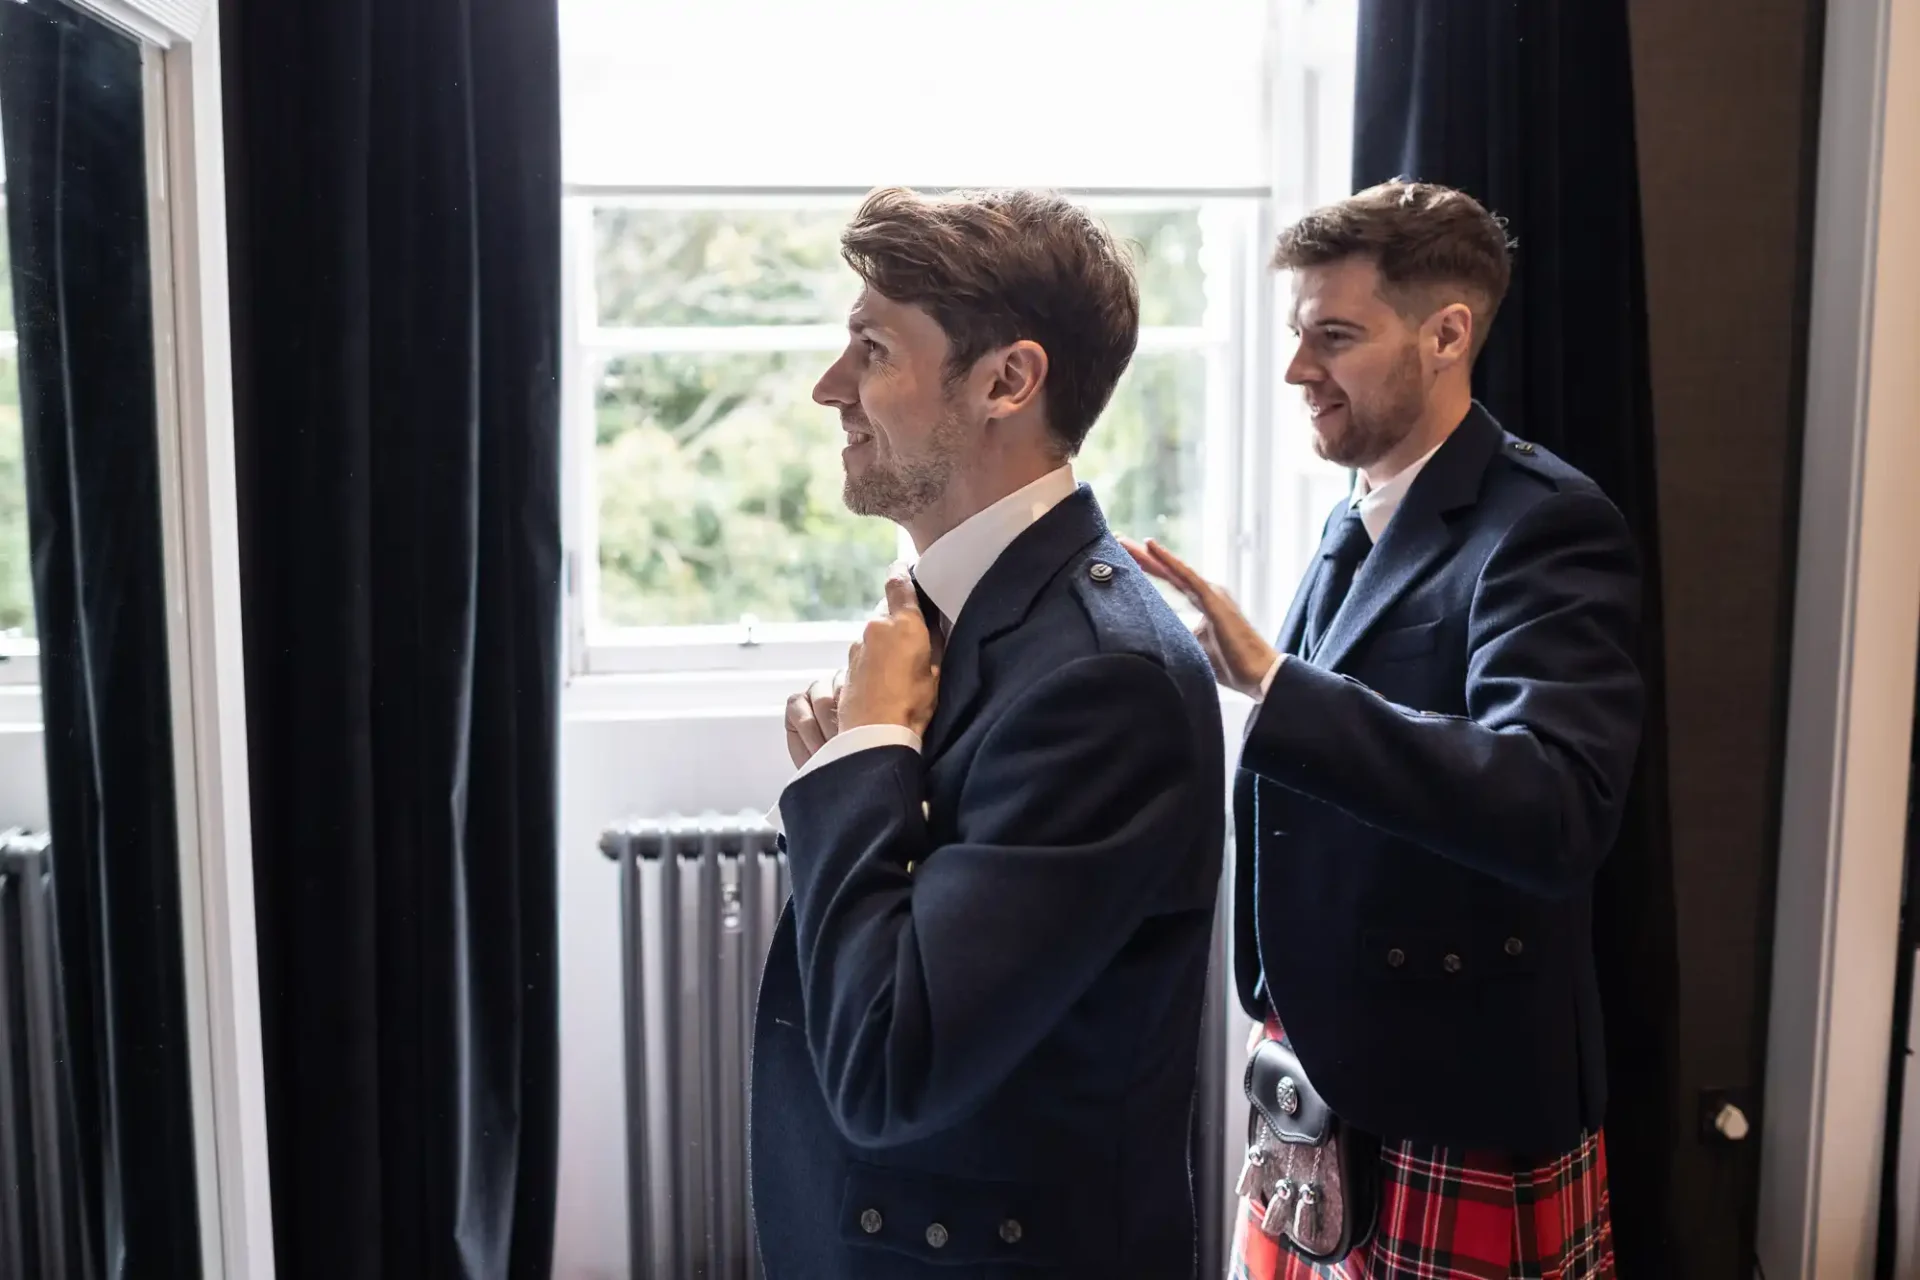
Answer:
[[1065, 551, 1161, 656], [1496, 435, 1583, 493]]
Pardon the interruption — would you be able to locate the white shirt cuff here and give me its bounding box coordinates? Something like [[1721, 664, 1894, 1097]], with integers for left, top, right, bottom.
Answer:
[[766, 724, 924, 833], [1255, 654, 1286, 701]]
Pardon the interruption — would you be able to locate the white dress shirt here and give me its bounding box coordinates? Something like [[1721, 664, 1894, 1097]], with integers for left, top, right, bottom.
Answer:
[[773, 466, 1078, 821], [1255, 439, 1446, 699]]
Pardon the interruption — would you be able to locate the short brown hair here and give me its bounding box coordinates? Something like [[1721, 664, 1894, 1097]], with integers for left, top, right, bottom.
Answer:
[[1272, 181, 1514, 355], [840, 187, 1140, 454]]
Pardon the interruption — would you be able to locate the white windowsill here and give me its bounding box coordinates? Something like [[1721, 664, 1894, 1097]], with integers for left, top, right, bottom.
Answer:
[[0, 686, 44, 730], [564, 669, 803, 721], [564, 645, 1246, 724]]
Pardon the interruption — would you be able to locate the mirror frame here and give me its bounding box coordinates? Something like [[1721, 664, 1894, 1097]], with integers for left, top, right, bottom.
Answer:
[[54, 1, 276, 1276]]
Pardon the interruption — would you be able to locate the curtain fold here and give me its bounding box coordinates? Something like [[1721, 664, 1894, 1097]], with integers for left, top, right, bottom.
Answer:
[[0, 2, 201, 1275], [1352, 2, 1682, 1271], [222, 0, 564, 1272]]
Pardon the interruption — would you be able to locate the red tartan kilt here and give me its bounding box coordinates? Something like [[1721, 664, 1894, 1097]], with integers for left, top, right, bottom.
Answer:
[[1230, 1019, 1616, 1280]]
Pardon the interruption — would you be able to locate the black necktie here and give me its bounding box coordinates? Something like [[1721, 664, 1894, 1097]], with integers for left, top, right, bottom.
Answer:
[[1303, 510, 1371, 660], [909, 572, 945, 636]]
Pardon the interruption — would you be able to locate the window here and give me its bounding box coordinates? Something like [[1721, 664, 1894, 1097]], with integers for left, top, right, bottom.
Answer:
[[560, 0, 1361, 692], [566, 194, 1261, 676], [0, 168, 38, 689]]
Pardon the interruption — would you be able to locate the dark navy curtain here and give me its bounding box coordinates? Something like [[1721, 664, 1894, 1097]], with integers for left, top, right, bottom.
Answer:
[[221, 0, 564, 1273], [1352, 2, 1682, 1272]]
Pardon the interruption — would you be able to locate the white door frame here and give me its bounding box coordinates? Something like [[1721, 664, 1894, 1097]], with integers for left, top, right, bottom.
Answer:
[[1757, 0, 1920, 1275], [60, 1, 277, 1276]]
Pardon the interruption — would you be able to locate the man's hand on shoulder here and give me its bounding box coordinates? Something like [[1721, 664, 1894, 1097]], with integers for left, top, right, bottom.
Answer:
[[1119, 536, 1278, 699], [839, 571, 941, 737]]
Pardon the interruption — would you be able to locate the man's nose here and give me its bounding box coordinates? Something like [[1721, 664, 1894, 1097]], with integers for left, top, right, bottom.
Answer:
[[814, 349, 856, 407], [1284, 346, 1317, 387]]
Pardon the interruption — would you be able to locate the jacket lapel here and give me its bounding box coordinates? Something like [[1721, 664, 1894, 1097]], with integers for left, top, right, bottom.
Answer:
[[1311, 406, 1503, 673], [1278, 503, 1350, 658], [921, 486, 1109, 761]]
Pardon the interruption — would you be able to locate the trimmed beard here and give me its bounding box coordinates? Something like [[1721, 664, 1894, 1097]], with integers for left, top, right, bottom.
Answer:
[[1315, 342, 1426, 470], [842, 405, 969, 523]]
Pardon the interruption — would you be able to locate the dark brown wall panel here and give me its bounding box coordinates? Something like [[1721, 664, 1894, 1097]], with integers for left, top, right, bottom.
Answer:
[[1628, 0, 1823, 1273]]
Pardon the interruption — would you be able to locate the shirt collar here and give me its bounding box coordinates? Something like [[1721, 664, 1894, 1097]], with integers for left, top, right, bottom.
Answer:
[[1351, 438, 1446, 542], [912, 466, 1077, 627]]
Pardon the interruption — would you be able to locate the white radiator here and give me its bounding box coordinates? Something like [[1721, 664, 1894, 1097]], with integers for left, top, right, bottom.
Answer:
[[601, 811, 1233, 1280], [0, 829, 77, 1280], [601, 813, 786, 1280]]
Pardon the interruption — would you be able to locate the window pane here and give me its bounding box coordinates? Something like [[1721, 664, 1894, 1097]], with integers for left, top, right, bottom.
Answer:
[[595, 208, 856, 328], [0, 197, 12, 338], [561, 0, 1268, 190], [593, 351, 897, 627], [593, 205, 1208, 331], [1104, 210, 1207, 328], [1076, 349, 1207, 590], [0, 348, 31, 640]]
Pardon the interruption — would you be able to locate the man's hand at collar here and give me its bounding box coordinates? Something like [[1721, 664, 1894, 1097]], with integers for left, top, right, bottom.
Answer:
[[838, 570, 941, 736]]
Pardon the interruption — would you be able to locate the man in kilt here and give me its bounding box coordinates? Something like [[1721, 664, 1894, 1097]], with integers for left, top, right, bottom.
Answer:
[[1126, 181, 1641, 1280]]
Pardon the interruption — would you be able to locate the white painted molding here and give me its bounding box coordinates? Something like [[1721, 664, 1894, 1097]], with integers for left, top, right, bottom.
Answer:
[[1757, 0, 1920, 1275]]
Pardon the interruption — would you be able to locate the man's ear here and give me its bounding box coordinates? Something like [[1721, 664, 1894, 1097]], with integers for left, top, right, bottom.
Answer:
[[981, 340, 1049, 420], [1427, 302, 1475, 369]]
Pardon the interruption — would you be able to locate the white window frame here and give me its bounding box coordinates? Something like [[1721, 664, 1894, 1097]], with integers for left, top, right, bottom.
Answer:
[[0, 326, 34, 692], [0, 643, 33, 692]]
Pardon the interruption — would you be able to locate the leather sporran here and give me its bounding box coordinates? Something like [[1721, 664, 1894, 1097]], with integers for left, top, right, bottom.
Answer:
[[1238, 1037, 1380, 1265]]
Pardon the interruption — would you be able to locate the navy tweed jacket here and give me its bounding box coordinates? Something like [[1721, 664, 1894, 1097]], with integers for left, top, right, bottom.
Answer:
[[1234, 404, 1645, 1154], [751, 488, 1225, 1279]]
